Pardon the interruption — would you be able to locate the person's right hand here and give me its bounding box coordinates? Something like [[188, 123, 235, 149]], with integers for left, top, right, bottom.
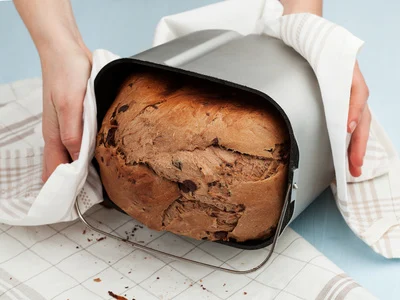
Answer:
[[40, 41, 92, 182]]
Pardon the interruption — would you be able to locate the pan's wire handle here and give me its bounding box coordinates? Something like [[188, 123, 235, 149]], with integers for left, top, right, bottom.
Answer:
[[75, 184, 291, 274]]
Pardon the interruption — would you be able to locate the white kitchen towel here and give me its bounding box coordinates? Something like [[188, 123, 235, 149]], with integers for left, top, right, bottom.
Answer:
[[152, 0, 400, 258], [0, 0, 399, 259]]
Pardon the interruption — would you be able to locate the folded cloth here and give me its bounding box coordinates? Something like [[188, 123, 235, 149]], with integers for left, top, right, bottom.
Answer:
[[0, 50, 119, 225], [0, 0, 398, 259], [152, 0, 400, 258]]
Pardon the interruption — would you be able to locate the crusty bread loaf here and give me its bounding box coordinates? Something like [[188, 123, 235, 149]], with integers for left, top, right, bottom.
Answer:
[[94, 71, 289, 243]]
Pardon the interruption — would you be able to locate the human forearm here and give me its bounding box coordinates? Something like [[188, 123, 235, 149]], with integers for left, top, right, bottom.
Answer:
[[13, 0, 87, 56], [280, 0, 323, 16], [14, 0, 92, 182]]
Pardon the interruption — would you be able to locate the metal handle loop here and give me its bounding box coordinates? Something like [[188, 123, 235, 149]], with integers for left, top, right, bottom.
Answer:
[[75, 184, 291, 274]]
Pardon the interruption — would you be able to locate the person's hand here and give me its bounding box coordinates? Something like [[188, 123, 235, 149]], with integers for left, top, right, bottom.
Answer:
[[279, 0, 371, 177], [13, 0, 93, 182], [347, 61, 370, 177], [40, 41, 92, 182]]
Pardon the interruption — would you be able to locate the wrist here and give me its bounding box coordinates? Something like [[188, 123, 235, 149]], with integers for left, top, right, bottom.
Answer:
[[36, 26, 80, 54], [37, 29, 91, 65], [281, 0, 323, 16], [13, 0, 91, 64]]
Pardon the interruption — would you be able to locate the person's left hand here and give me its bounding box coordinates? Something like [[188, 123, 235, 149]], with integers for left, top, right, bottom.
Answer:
[[347, 61, 371, 177]]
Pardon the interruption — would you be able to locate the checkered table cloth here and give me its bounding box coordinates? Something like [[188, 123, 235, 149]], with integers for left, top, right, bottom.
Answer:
[[0, 78, 376, 300], [0, 204, 375, 300]]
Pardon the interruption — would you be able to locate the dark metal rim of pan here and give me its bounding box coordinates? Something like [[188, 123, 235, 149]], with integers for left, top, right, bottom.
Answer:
[[92, 57, 299, 250]]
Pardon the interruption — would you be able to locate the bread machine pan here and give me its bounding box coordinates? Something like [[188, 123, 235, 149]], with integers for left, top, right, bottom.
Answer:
[[77, 29, 335, 273]]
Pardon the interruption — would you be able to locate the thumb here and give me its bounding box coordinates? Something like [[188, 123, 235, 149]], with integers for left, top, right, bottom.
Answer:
[[57, 98, 84, 161]]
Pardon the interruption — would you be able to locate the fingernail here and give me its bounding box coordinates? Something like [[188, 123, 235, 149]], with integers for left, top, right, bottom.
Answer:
[[73, 152, 80, 160], [349, 121, 357, 133]]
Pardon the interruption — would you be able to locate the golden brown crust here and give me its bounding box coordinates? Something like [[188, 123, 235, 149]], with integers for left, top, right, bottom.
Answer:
[[95, 71, 289, 242]]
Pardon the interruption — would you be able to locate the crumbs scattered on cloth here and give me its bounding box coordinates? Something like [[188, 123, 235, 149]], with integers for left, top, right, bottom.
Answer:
[[0, 204, 376, 299]]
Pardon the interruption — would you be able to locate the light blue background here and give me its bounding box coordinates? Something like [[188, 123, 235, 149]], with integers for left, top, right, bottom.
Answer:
[[1, 1, 399, 299]]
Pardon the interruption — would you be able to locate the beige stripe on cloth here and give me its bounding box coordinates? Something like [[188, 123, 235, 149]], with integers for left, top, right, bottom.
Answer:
[[316, 274, 360, 300], [0, 268, 46, 300], [336, 282, 362, 300]]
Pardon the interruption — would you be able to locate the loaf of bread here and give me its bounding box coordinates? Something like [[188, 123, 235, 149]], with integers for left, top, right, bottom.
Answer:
[[95, 71, 289, 243]]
